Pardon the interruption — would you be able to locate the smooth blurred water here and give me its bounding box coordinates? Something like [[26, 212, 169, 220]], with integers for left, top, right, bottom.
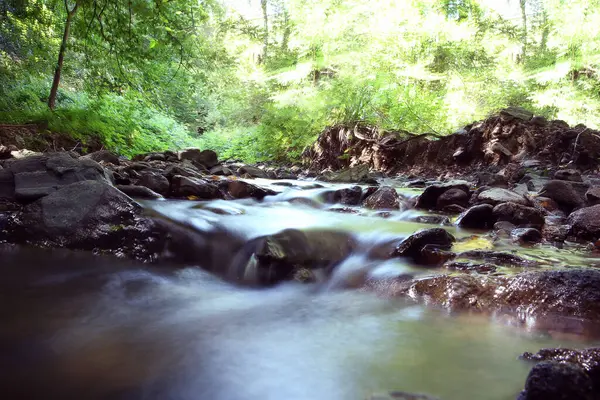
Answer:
[[3, 179, 600, 399]]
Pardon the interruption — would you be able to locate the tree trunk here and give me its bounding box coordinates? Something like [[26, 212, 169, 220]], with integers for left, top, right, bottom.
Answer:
[[519, 0, 527, 61], [281, 8, 291, 52], [260, 0, 268, 62], [48, 2, 79, 110]]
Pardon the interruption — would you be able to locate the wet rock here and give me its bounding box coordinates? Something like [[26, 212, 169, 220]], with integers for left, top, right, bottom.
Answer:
[[323, 186, 363, 206], [442, 204, 466, 214], [115, 185, 163, 200], [542, 216, 569, 242], [585, 187, 600, 205], [476, 188, 529, 206], [521, 348, 600, 394], [83, 150, 121, 165], [567, 205, 600, 240], [142, 152, 166, 162], [238, 229, 356, 285], [138, 171, 170, 196], [209, 165, 233, 176], [530, 115, 548, 127], [416, 182, 470, 210], [164, 163, 205, 180], [457, 250, 537, 267], [222, 180, 276, 200], [363, 186, 400, 210], [6, 181, 165, 260], [445, 261, 497, 274], [392, 228, 456, 265], [436, 188, 469, 209], [5, 152, 112, 203], [493, 221, 516, 237], [237, 165, 268, 179], [539, 180, 586, 211], [170, 175, 223, 199], [179, 149, 218, 169], [517, 361, 594, 400], [0, 168, 15, 200], [410, 215, 451, 225], [492, 202, 545, 229], [554, 169, 582, 182], [456, 204, 495, 230], [534, 196, 560, 213], [511, 228, 543, 244]]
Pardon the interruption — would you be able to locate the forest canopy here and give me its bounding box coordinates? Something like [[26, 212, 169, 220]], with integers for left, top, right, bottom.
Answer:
[[1, 0, 600, 160]]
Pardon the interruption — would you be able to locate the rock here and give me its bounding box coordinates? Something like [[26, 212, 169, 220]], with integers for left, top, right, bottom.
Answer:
[[445, 261, 497, 274], [388, 269, 600, 320], [5, 152, 112, 203], [539, 180, 586, 211], [170, 175, 223, 199], [586, 187, 600, 205], [493, 221, 516, 236], [223, 180, 276, 200], [442, 204, 466, 214], [456, 204, 495, 230], [511, 228, 543, 244], [410, 215, 451, 225], [0, 168, 15, 200], [179, 149, 218, 169], [490, 141, 512, 157], [476, 172, 508, 188], [542, 216, 569, 242], [83, 150, 120, 165], [115, 185, 163, 200], [6, 181, 166, 260], [457, 250, 537, 267], [142, 152, 166, 162], [535, 196, 560, 212], [138, 171, 170, 196], [530, 115, 548, 127], [237, 229, 356, 285], [392, 228, 456, 265], [164, 163, 205, 180], [363, 186, 400, 209], [492, 202, 545, 229], [416, 182, 470, 210], [554, 169, 582, 182], [321, 165, 377, 183], [477, 188, 529, 206], [521, 348, 600, 394], [436, 188, 469, 209], [209, 165, 233, 176], [517, 362, 594, 400], [567, 205, 600, 240], [237, 165, 268, 179], [323, 186, 363, 206]]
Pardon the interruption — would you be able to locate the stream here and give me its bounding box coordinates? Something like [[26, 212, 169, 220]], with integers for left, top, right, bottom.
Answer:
[[2, 178, 600, 399]]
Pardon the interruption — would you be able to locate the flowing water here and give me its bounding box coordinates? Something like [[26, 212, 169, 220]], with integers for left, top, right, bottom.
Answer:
[[2, 179, 600, 400]]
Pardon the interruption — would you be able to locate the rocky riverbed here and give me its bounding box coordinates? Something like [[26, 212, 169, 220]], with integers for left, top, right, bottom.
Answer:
[[2, 108, 600, 399]]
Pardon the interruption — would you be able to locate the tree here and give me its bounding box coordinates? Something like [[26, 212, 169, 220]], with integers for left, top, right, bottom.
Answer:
[[48, 0, 78, 109]]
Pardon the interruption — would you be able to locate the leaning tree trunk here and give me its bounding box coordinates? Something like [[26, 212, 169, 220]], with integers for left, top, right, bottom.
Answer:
[[519, 0, 528, 61], [260, 0, 268, 62], [48, 1, 79, 110]]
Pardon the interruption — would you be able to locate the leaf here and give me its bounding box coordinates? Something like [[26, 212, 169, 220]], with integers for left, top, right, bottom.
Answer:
[[149, 39, 158, 49]]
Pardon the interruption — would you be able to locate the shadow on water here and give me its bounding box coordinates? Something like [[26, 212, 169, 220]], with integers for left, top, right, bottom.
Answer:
[[1, 246, 599, 400]]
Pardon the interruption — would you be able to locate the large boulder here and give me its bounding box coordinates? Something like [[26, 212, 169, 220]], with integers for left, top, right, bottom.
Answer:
[[363, 186, 400, 209], [235, 229, 356, 285], [4, 152, 112, 203], [492, 202, 545, 229], [567, 204, 600, 240], [415, 182, 470, 210], [517, 362, 594, 400], [392, 228, 456, 265], [585, 187, 600, 205], [456, 204, 495, 230], [170, 175, 223, 199], [6, 181, 165, 260], [539, 180, 586, 211], [476, 188, 529, 206], [179, 149, 218, 169]]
